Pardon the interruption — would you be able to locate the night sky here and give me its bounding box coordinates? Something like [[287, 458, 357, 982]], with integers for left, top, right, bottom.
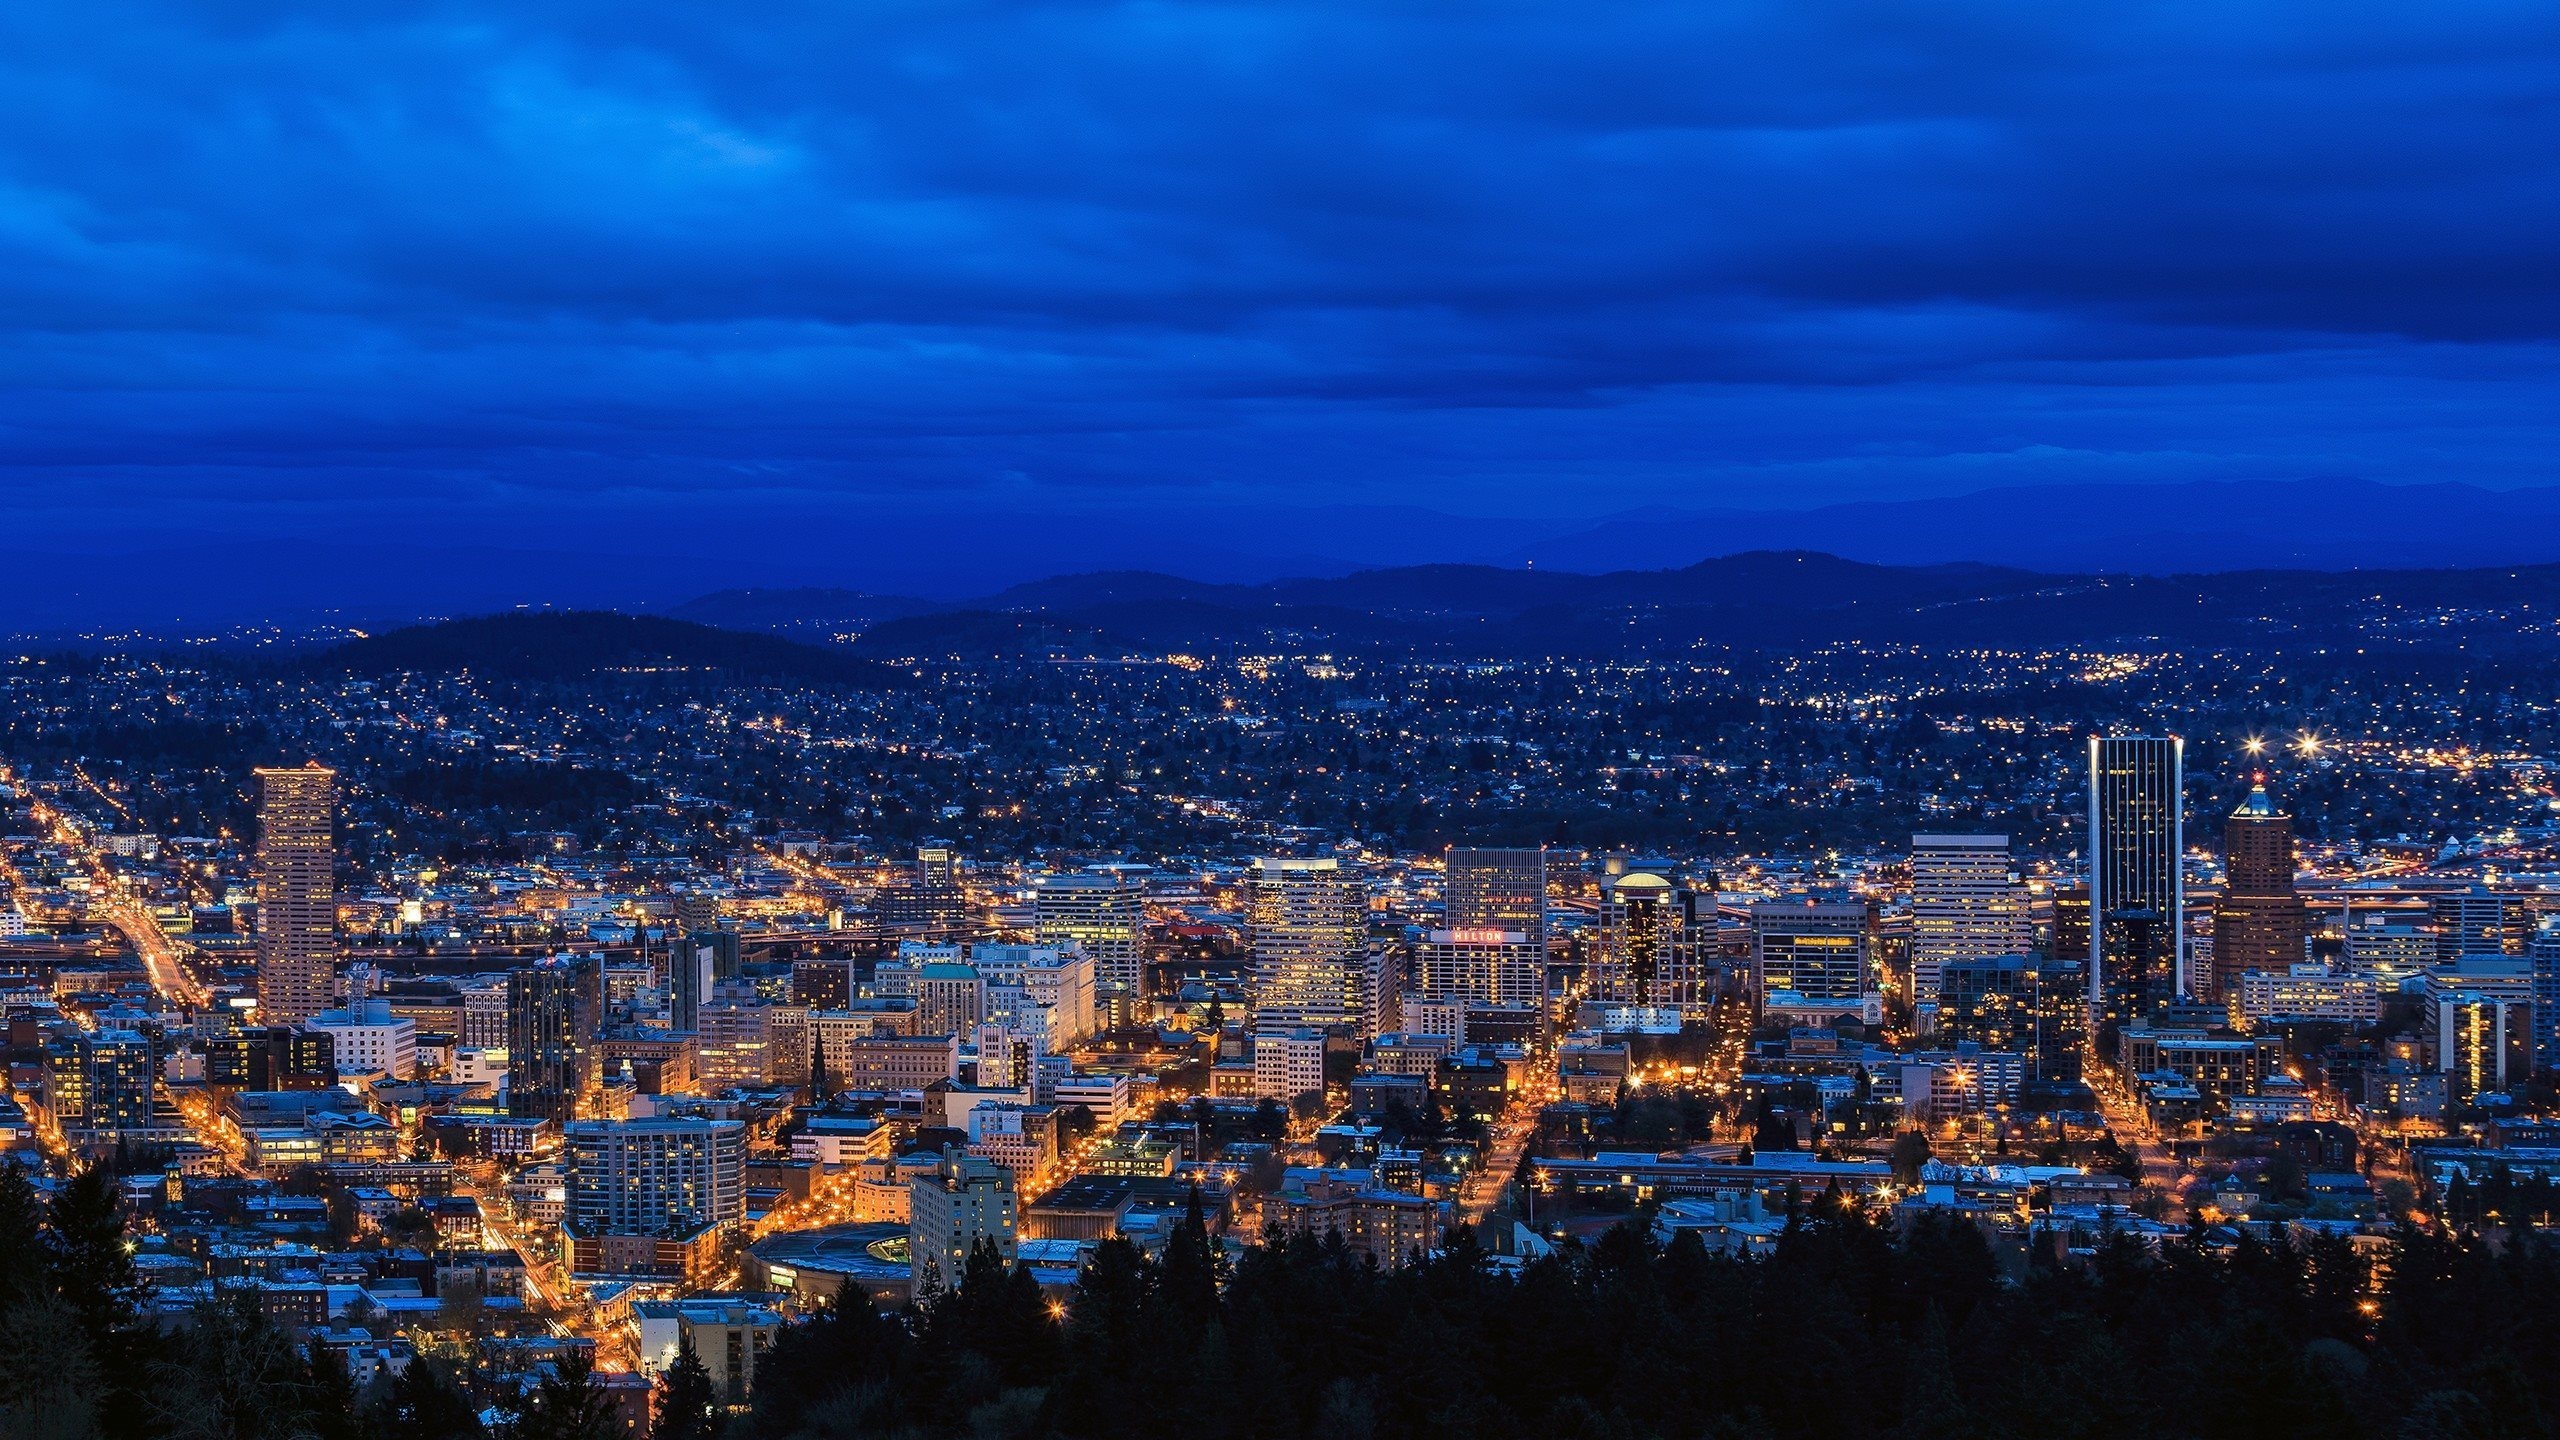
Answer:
[[5, 2, 2559, 617]]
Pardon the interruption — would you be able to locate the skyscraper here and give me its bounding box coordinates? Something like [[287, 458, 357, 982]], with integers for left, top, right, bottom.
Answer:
[[2088, 734, 2184, 1030], [45, 1028, 156, 1141], [908, 1149, 1016, 1293], [510, 954, 603, 1121], [1908, 834, 2032, 1026], [1032, 871, 1146, 1020], [254, 764, 338, 1023], [2210, 776, 2306, 1000], [881, 846, 967, 937], [1938, 953, 2086, 1080], [1247, 857, 1367, 1028], [1586, 858, 1719, 1017], [2530, 918, 2560, 1077], [1445, 847, 1547, 948], [670, 928, 741, 1033], [2431, 886, 2516, 961]]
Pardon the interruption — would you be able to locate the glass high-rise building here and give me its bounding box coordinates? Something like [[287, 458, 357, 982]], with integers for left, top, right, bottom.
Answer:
[[1590, 856, 1721, 1016], [1033, 871, 1147, 1010], [1908, 834, 2031, 1024], [1750, 894, 1879, 1024], [2088, 734, 2184, 1032], [254, 764, 338, 1024], [510, 954, 602, 1121], [1247, 857, 1367, 1028]]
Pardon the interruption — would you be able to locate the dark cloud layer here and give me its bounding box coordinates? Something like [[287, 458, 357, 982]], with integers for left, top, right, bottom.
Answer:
[[2, 0, 2557, 609]]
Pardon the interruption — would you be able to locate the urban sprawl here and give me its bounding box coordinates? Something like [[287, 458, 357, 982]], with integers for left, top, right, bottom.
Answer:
[[0, 634, 2556, 1440]]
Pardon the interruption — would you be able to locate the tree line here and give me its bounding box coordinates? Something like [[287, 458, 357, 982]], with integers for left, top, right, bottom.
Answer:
[[5, 1163, 2558, 1440]]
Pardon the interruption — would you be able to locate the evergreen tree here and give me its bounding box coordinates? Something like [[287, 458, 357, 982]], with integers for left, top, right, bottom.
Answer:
[[153, 1292, 318, 1440], [749, 1285, 896, 1440], [1158, 1186, 1220, 1328], [517, 1350, 617, 1440], [649, 1340, 719, 1440], [0, 1164, 47, 1302], [44, 1167, 149, 1440], [376, 1356, 482, 1440], [45, 1167, 140, 1347], [305, 1341, 368, 1440]]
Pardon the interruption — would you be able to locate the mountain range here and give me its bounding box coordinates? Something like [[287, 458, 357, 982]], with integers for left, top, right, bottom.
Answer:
[[14, 476, 2560, 635], [671, 549, 2560, 660]]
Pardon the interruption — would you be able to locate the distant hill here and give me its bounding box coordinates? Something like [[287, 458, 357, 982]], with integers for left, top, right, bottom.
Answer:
[[314, 611, 902, 683], [1502, 477, 2560, 574], [664, 587, 939, 637], [816, 550, 2560, 659]]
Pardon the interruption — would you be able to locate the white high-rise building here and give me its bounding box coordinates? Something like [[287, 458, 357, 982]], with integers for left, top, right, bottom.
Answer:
[[1248, 858, 1367, 1028], [1252, 1026, 1328, 1104], [566, 1118, 746, 1235], [1032, 873, 1145, 1020], [253, 765, 337, 1024], [303, 999, 418, 1081], [1908, 835, 2032, 1028], [971, 942, 1097, 1046]]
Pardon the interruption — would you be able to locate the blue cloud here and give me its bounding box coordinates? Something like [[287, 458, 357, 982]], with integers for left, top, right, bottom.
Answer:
[[0, 0, 2557, 608]]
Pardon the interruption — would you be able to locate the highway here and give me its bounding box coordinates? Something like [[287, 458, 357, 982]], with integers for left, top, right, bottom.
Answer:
[[19, 789, 213, 1009]]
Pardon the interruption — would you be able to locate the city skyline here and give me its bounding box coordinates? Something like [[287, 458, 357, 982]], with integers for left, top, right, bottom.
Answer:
[[2, 1, 2558, 1434]]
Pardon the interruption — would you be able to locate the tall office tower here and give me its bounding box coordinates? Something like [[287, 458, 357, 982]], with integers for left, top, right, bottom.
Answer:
[[253, 764, 338, 1023], [2051, 885, 2091, 973], [1589, 859, 1717, 1016], [1750, 895, 1880, 1025], [1591, 860, 1678, 1006], [914, 960, 989, 1035], [1446, 847, 1548, 948], [2088, 735, 2185, 1030], [694, 1001, 776, 1090], [1908, 835, 2032, 1026], [1938, 954, 2085, 1080], [2432, 886, 2516, 961], [2210, 777, 2307, 1001], [974, 943, 1098, 1046], [1247, 857, 1367, 1028], [670, 929, 742, 1033], [1416, 928, 1544, 1010], [509, 955, 602, 1121], [766, 1003, 811, 1087], [459, 977, 511, 1049], [789, 957, 853, 1011], [565, 1117, 746, 1234], [1033, 872, 1146, 1022], [919, 846, 958, 888]]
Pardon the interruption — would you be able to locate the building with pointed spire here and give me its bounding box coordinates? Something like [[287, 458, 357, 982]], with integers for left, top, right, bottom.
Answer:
[[2211, 774, 2306, 1002]]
